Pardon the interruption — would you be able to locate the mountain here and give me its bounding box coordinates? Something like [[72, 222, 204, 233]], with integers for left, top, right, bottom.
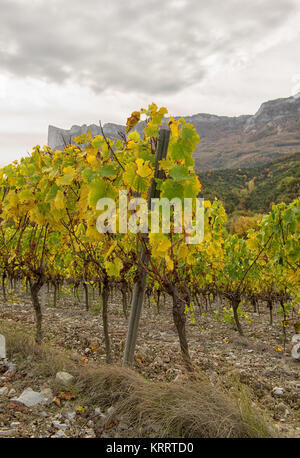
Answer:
[[190, 93, 300, 172], [48, 93, 300, 172], [48, 123, 125, 152], [198, 152, 300, 214]]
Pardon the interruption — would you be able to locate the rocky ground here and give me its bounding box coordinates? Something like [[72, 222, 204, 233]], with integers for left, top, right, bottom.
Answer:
[[0, 288, 299, 438]]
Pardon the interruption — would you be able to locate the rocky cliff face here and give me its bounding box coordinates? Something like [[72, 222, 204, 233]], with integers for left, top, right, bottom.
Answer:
[[48, 93, 300, 172], [244, 93, 300, 132], [48, 123, 125, 151], [187, 93, 300, 171]]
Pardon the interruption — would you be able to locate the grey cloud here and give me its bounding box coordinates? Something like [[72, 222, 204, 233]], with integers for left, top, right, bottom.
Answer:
[[0, 0, 299, 95]]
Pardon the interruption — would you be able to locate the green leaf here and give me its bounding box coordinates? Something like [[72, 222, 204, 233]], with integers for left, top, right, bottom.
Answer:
[[88, 179, 117, 207], [98, 164, 117, 178], [161, 180, 184, 200], [169, 165, 190, 182]]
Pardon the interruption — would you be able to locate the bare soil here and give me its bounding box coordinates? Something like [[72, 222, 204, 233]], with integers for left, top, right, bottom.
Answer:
[[0, 288, 299, 438]]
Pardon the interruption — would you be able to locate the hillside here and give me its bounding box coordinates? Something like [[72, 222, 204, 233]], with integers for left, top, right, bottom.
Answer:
[[191, 94, 300, 171], [198, 152, 300, 214]]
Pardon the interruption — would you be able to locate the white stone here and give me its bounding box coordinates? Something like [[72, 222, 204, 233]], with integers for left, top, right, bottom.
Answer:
[[0, 387, 8, 395], [118, 422, 129, 431], [51, 430, 67, 438], [16, 388, 44, 407], [107, 406, 114, 415], [272, 387, 284, 396], [52, 421, 69, 430], [83, 429, 96, 438], [94, 407, 105, 418], [0, 334, 6, 359], [10, 422, 20, 428], [291, 334, 300, 360], [0, 428, 16, 437], [65, 412, 76, 423], [40, 388, 53, 405], [55, 371, 74, 385], [291, 334, 300, 343], [4, 363, 16, 374]]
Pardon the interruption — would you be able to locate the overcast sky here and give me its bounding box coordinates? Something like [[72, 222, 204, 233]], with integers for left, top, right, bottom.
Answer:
[[1, 0, 300, 166]]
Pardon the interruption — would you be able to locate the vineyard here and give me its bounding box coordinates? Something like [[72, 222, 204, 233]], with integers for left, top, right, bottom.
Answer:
[[0, 104, 299, 439]]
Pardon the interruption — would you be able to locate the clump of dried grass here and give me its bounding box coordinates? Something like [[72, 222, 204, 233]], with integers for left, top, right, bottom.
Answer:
[[77, 366, 275, 438], [2, 321, 276, 438], [2, 322, 76, 377]]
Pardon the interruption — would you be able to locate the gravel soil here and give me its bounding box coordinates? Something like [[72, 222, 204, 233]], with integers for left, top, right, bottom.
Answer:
[[0, 288, 299, 438]]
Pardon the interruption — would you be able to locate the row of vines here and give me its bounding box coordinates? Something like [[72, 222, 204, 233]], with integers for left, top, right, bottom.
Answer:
[[0, 104, 299, 371]]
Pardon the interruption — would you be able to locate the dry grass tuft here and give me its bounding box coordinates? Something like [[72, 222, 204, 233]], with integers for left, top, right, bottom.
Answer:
[[77, 366, 276, 438], [2, 322, 76, 377], [1, 321, 276, 438]]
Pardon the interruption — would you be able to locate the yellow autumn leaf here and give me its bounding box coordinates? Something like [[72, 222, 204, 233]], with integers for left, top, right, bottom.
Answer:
[[246, 237, 258, 250], [177, 244, 189, 260], [56, 166, 76, 186], [86, 152, 99, 169], [168, 116, 179, 138], [136, 158, 153, 178], [159, 158, 173, 174], [126, 110, 140, 133], [86, 223, 102, 241], [77, 184, 90, 215], [104, 241, 118, 261], [206, 243, 220, 257], [54, 190, 66, 210], [105, 258, 123, 278], [149, 233, 171, 258], [165, 255, 174, 271], [206, 273, 213, 283]]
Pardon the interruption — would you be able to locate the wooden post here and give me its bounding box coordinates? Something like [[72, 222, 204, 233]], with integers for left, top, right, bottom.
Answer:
[[41, 262, 46, 306], [123, 128, 170, 365]]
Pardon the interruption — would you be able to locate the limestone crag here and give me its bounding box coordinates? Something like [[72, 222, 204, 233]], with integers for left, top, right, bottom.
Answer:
[[48, 123, 125, 151]]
